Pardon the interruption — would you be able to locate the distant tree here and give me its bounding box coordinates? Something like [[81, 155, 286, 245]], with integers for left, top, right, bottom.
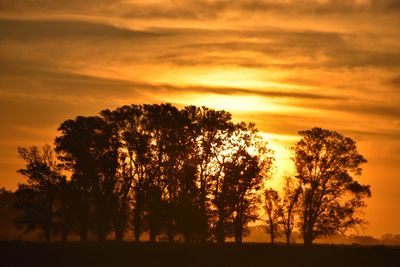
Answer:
[[294, 127, 371, 245], [352, 235, 380, 246], [0, 188, 14, 220], [14, 145, 66, 241], [264, 188, 281, 244], [52, 179, 75, 242], [0, 188, 13, 217], [279, 176, 301, 245], [0, 188, 18, 240], [382, 233, 400, 246]]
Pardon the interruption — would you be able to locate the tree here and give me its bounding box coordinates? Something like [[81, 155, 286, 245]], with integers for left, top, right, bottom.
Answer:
[[227, 149, 263, 244], [15, 103, 279, 244], [279, 176, 301, 245], [14, 145, 66, 241], [293, 127, 371, 245], [0, 188, 18, 240], [52, 179, 75, 242], [142, 103, 189, 242], [264, 188, 281, 244], [222, 123, 273, 244], [173, 164, 204, 242], [183, 106, 234, 242], [101, 105, 149, 241], [55, 116, 119, 241]]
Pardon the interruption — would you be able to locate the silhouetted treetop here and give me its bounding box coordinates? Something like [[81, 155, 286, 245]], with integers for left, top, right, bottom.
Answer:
[[294, 127, 371, 245], [52, 104, 274, 242], [13, 105, 371, 245], [15, 145, 67, 241]]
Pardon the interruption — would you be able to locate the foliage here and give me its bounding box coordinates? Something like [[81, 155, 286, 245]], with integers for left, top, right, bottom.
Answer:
[[264, 188, 281, 244], [12, 107, 371, 245], [293, 127, 371, 245], [279, 176, 301, 245], [53, 104, 274, 242], [14, 145, 66, 241]]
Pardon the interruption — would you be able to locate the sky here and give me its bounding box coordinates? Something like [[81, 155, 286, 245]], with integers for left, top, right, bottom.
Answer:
[[0, 0, 399, 238]]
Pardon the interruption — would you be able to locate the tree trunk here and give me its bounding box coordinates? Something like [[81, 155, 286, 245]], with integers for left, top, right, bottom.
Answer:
[[98, 231, 106, 241], [149, 229, 157, 243], [235, 233, 242, 244], [80, 228, 88, 241], [79, 195, 90, 241], [270, 225, 275, 244], [114, 205, 127, 242], [303, 231, 313, 245], [61, 227, 68, 242], [45, 230, 51, 242], [217, 234, 225, 244], [115, 228, 123, 241], [303, 219, 314, 245], [234, 218, 243, 244], [199, 180, 207, 243], [134, 223, 141, 242], [216, 220, 225, 244], [133, 188, 144, 242], [167, 224, 174, 243], [133, 207, 142, 242], [286, 232, 290, 245]]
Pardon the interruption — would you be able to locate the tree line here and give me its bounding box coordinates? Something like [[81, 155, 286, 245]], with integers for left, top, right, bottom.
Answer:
[[13, 104, 371, 245]]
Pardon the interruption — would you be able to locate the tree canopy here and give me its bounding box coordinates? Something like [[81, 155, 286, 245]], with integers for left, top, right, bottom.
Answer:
[[294, 127, 371, 245], [12, 106, 371, 245]]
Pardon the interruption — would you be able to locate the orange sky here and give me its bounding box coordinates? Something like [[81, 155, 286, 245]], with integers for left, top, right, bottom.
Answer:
[[0, 0, 399, 238]]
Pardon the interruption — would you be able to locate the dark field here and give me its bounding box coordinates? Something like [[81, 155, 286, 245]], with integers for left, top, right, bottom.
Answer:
[[1, 242, 399, 267]]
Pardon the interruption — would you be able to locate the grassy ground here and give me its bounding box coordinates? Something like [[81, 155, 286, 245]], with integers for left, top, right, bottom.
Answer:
[[0, 241, 399, 267]]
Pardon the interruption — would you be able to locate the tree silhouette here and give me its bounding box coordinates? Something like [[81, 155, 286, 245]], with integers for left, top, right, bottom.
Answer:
[[52, 178, 75, 242], [173, 164, 204, 242], [100, 105, 149, 241], [279, 176, 301, 245], [55, 116, 118, 241], [0, 188, 18, 240], [14, 145, 66, 241], [184, 106, 235, 242], [217, 123, 273, 244], [264, 188, 281, 244], [12, 104, 374, 246], [293, 127, 371, 245], [142, 104, 187, 242]]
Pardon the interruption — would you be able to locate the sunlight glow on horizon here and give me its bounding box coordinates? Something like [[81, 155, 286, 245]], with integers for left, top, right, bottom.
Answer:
[[158, 68, 286, 89], [259, 132, 297, 190]]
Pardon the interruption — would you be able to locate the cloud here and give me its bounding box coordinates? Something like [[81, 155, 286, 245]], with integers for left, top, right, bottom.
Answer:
[[247, 111, 400, 142], [1, 18, 399, 72], [180, 85, 342, 100], [285, 96, 400, 119], [0, 0, 122, 14], [0, 56, 342, 101], [117, 0, 400, 20], [385, 75, 400, 89], [167, 29, 400, 69], [1, 1, 400, 23], [0, 18, 163, 41]]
